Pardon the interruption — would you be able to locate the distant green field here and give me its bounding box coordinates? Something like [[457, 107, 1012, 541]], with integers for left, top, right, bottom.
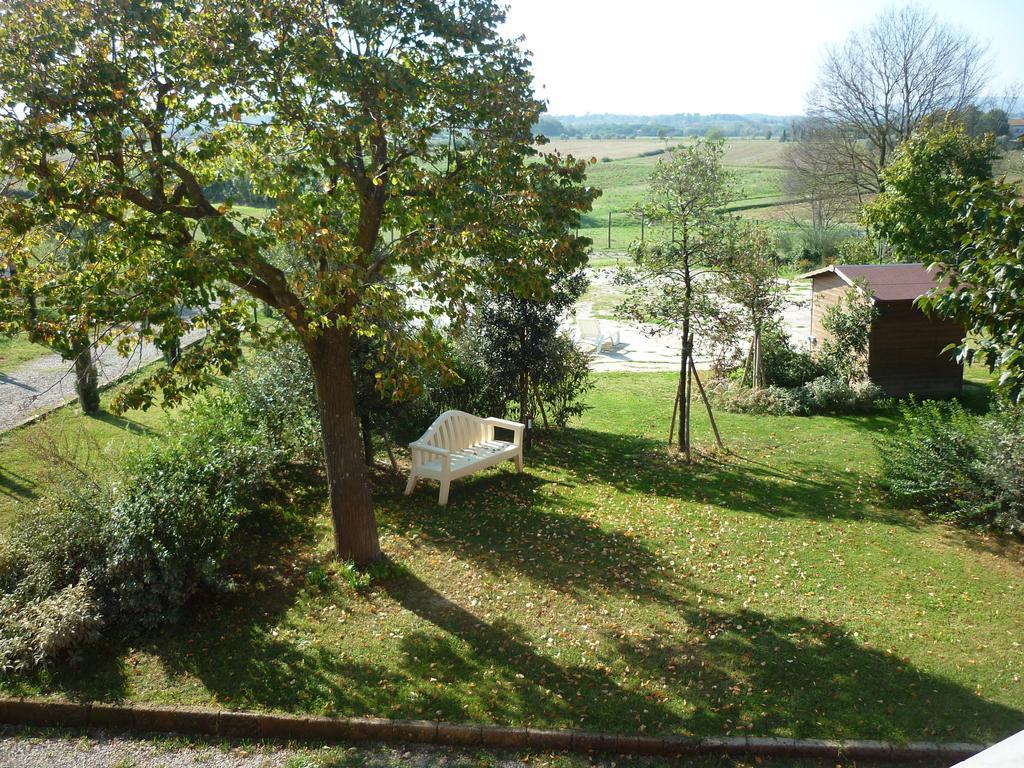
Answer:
[[555, 139, 795, 250], [221, 140, 801, 252], [219, 141, 1021, 257]]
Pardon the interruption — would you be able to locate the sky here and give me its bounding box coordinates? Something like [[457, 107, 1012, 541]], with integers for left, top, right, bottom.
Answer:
[[500, 0, 1023, 116]]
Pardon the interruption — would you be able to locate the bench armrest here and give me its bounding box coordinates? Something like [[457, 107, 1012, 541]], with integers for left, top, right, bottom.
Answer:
[[409, 441, 450, 472], [484, 417, 525, 447], [484, 417, 525, 431]]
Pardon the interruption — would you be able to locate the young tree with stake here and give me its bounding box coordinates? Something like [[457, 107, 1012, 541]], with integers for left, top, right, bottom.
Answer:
[[715, 223, 787, 390], [0, 0, 596, 564], [616, 140, 734, 459]]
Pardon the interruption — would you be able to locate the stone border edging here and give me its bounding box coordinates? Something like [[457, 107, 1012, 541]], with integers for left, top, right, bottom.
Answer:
[[0, 697, 986, 763]]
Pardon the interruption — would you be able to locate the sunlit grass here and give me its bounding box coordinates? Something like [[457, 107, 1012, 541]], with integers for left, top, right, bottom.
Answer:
[[0, 333, 50, 374], [2, 372, 1021, 745]]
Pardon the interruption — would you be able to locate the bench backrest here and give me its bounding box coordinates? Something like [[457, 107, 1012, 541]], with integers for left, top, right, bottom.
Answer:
[[419, 410, 488, 452]]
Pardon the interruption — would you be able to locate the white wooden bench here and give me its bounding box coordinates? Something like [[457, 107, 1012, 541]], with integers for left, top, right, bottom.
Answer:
[[405, 410, 525, 505]]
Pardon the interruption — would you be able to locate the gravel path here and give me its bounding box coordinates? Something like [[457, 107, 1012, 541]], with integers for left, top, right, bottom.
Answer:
[[0, 729, 592, 768], [0, 328, 206, 434]]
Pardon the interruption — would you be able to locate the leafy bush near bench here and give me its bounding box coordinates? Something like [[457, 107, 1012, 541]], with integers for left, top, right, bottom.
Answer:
[[0, 347, 317, 671], [877, 400, 1024, 535]]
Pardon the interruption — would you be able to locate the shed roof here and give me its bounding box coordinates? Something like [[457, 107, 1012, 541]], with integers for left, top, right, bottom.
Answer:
[[798, 263, 945, 302], [1009, 118, 1024, 126]]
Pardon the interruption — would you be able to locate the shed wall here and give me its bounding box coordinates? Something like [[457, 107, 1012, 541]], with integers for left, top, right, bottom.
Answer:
[[867, 302, 964, 397], [809, 273, 850, 349]]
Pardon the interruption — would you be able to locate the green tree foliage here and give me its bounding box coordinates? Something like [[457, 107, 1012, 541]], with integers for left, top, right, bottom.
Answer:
[[862, 122, 1023, 400], [920, 179, 1024, 401], [536, 116, 566, 138], [819, 281, 879, 384], [714, 223, 787, 389], [864, 124, 996, 262], [0, 0, 596, 564], [463, 268, 592, 429], [617, 139, 735, 457], [950, 106, 1011, 138]]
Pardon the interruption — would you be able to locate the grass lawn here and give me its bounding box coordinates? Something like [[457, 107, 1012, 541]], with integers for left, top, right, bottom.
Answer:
[[0, 333, 50, 375], [0, 386, 170, 529], [2, 372, 1022, 746]]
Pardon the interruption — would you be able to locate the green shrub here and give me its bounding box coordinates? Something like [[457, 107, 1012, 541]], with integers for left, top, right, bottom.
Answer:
[[799, 376, 883, 414], [708, 381, 802, 416], [101, 395, 279, 628], [971, 407, 1024, 533], [710, 376, 882, 417], [819, 284, 878, 384], [0, 580, 102, 671], [224, 341, 322, 463], [0, 348, 315, 671], [732, 324, 825, 389], [534, 333, 594, 427], [877, 400, 1024, 534]]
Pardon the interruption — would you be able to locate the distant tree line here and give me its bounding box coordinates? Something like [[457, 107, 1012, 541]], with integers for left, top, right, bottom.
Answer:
[[534, 113, 795, 140]]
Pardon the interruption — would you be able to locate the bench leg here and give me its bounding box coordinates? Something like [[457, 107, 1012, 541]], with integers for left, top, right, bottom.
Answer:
[[514, 452, 523, 473], [438, 478, 451, 506], [404, 474, 417, 496]]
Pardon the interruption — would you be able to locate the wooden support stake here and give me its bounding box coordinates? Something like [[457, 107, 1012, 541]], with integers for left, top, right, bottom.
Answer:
[[668, 378, 681, 447], [532, 381, 550, 430], [383, 433, 399, 474], [684, 356, 693, 463], [690, 355, 724, 451]]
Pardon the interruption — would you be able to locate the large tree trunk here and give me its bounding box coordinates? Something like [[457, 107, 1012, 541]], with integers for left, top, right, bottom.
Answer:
[[308, 326, 381, 565], [72, 336, 100, 415]]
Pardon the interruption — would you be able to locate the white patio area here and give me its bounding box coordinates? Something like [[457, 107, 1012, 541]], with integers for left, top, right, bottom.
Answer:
[[571, 268, 812, 372]]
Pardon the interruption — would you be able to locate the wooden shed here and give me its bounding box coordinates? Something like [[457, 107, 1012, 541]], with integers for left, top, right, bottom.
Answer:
[[800, 263, 964, 397]]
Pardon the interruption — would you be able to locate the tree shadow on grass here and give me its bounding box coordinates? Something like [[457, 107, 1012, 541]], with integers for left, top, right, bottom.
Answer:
[[384, 574, 686, 730], [0, 641, 131, 703], [136, 562, 1023, 743], [605, 604, 1024, 743], [0, 464, 37, 502], [826, 407, 902, 435], [378, 468, 704, 606], [6, 456, 1019, 743], [527, 427, 911, 527], [958, 380, 994, 415], [87, 410, 160, 437]]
